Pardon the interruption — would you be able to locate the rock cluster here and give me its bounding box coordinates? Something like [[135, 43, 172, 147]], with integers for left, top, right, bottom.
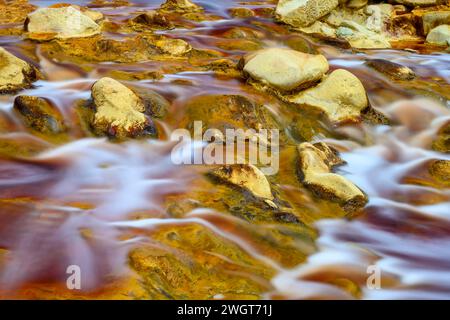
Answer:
[[275, 0, 450, 49], [241, 48, 371, 123]]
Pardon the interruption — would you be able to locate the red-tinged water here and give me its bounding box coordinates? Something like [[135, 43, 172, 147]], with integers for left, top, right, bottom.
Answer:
[[0, 0, 449, 299]]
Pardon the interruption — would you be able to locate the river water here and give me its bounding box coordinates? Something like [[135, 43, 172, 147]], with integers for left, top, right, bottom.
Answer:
[[0, 0, 449, 299]]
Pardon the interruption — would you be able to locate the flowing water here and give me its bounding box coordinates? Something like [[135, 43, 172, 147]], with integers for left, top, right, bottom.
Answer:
[[0, 0, 449, 299]]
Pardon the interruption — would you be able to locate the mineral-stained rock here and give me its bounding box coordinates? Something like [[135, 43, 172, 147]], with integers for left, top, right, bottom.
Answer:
[[129, 223, 274, 299], [228, 7, 255, 18], [181, 94, 279, 135], [422, 11, 450, 35], [242, 48, 329, 92], [13, 96, 66, 134], [154, 38, 192, 56], [286, 69, 369, 123], [129, 11, 174, 31], [336, 20, 391, 49], [297, 142, 367, 211], [347, 0, 368, 9], [275, 0, 339, 27], [426, 24, 450, 45], [90, 77, 149, 138], [25, 6, 101, 40], [428, 160, 450, 187], [432, 121, 450, 153], [210, 164, 274, 200], [365, 59, 416, 80], [0, 0, 36, 24], [159, 0, 203, 13], [0, 47, 37, 94], [393, 0, 444, 7]]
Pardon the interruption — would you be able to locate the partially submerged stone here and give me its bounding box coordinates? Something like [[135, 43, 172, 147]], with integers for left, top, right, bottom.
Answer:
[[91, 77, 149, 138], [297, 142, 367, 211], [181, 94, 279, 135], [0, 47, 37, 93], [286, 69, 369, 123], [393, 0, 443, 7], [13, 95, 66, 134], [154, 38, 192, 56], [422, 11, 450, 35], [159, 0, 203, 13], [428, 160, 450, 187], [275, 0, 339, 27], [365, 59, 416, 80], [129, 11, 174, 31], [432, 121, 450, 152], [228, 7, 255, 18], [210, 164, 274, 200], [426, 24, 450, 46], [242, 48, 329, 92], [25, 6, 101, 40]]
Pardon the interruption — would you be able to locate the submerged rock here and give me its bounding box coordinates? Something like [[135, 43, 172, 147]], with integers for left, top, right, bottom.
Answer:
[[210, 164, 274, 200], [90, 77, 150, 138], [129, 223, 273, 299], [428, 160, 450, 187], [242, 48, 329, 92], [13, 96, 66, 134], [0, 47, 37, 93], [297, 142, 367, 212], [181, 94, 279, 135], [228, 7, 255, 18], [275, 0, 339, 27], [432, 122, 450, 153], [286, 69, 369, 123], [365, 59, 416, 80], [25, 6, 101, 40], [426, 24, 450, 45]]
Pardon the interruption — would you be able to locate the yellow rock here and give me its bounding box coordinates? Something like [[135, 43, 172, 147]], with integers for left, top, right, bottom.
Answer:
[[210, 164, 274, 200], [0, 47, 37, 93], [26, 6, 101, 40], [159, 0, 203, 13], [276, 0, 339, 27], [287, 69, 369, 123], [426, 24, 450, 46], [297, 142, 367, 211], [91, 77, 147, 138], [242, 48, 329, 92]]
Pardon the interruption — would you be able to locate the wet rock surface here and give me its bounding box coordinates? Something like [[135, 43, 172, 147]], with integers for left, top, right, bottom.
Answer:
[[287, 69, 369, 123], [210, 164, 274, 200], [13, 95, 66, 134], [0, 47, 37, 93], [0, 0, 449, 301], [90, 77, 151, 138], [25, 6, 102, 40], [242, 48, 329, 92], [297, 142, 367, 212]]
